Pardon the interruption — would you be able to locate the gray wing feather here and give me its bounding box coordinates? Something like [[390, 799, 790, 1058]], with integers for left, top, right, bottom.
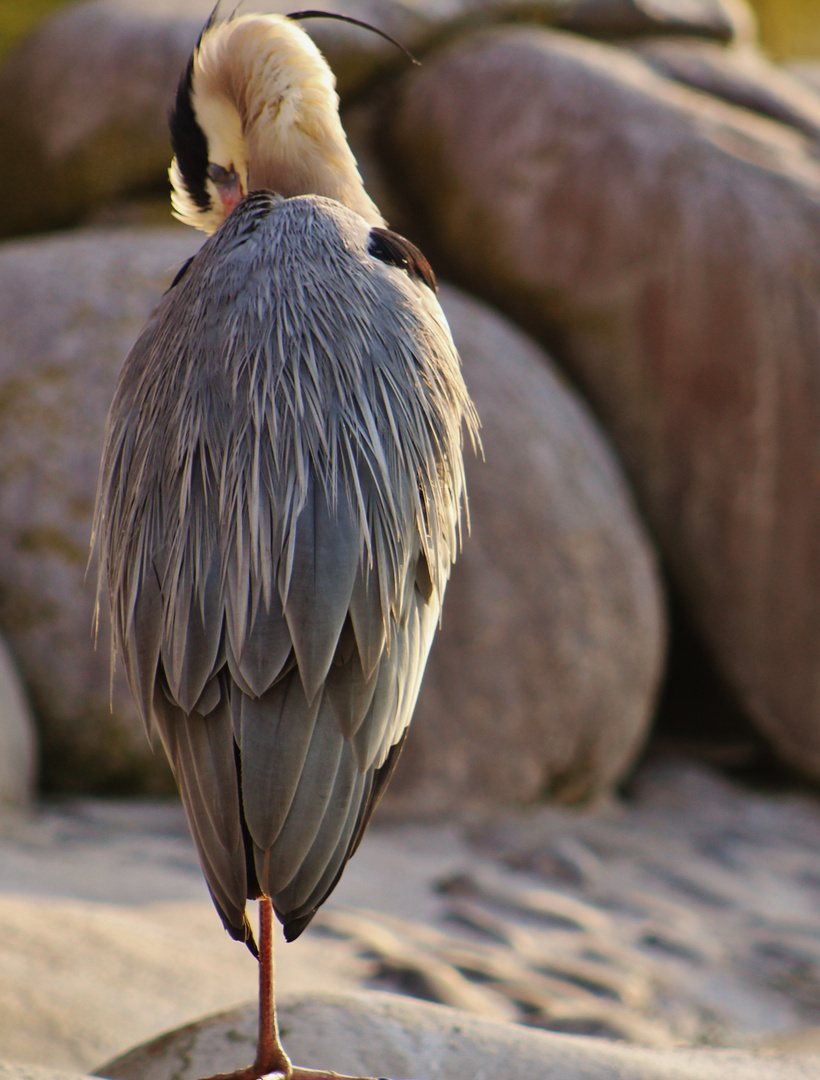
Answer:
[[352, 646, 400, 773], [239, 668, 321, 848], [162, 549, 223, 714], [280, 472, 360, 702], [225, 513, 254, 658], [387, 602, 431, 765], [253, 692, 344, 893], [225, 633, 257, 699], [153, 692, 248, 934], [280, 731, 410, 937], [234, 590, 292, 698], [348, 562, 387, 681], [194, 673, 223, 715], [272, 744, 364, 917], [324, 617, 380, 739], [125, 558, 164, 730], [162, 551, 192, 704]]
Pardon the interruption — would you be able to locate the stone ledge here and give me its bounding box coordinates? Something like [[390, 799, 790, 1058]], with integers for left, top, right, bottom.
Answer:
[[96, 990, 820, 1080]]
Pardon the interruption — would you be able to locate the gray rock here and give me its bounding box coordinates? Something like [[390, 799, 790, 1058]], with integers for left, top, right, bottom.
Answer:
[[0, 1066, 90, 1080], [381, 25, 820, 779], [96, 990, 820, 1080], [387, 285, 664, 811], [631, 38, 820, 145], [0, 633, 36, 808], [0, 225, 199, 792], [549, 0, 754, 44], [788, 60, 820, 98], [0, 3, 194, 239], [0, 0, 753, 238]]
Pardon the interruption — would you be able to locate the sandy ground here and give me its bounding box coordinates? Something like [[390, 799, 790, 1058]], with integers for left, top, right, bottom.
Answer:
[[0, 797, 476, 1070], [2, 758, 820, 1073]]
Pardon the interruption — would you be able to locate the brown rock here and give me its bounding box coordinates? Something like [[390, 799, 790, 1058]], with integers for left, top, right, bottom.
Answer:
[[96, 990, 820, 1080], [0, 3, 192, 238], [788, 60, 820, 99], [382, 26, 820, 776], [387, 284, 664, 811], [0, 225, 199, 791], [550, 0, 753, 44], [632, 38, 820, 145]]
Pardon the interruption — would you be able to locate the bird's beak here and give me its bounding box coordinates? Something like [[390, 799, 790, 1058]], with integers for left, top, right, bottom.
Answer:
[[218, 174, 245, 217]]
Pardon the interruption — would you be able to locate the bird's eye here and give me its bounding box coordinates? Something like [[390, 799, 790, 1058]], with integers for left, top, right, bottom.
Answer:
[[207, 163, 236, 186]]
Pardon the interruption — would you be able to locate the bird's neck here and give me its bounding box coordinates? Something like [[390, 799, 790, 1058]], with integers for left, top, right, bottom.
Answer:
[[245, 94, 383, 226], [201, 17, 384, 227]]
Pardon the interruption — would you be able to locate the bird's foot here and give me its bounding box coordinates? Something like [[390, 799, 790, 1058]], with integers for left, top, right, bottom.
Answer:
[[198, 1061, 381, 1080], [198, 1047, 291, 1080], [289, 1070, 379, 1080], [198, 1068, 287, 1080]]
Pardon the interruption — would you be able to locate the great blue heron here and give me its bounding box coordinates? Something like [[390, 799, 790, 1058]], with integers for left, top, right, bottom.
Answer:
[[93, 11, 478, 1080]]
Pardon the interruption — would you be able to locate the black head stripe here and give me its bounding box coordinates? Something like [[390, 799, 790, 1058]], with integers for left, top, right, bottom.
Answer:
[[168, 52, 211, 212], [368, 228, 437, 293]]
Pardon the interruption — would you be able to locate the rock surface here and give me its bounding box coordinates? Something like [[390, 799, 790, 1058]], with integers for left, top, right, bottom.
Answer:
[[0, 634, 36, 808], [0, 1066, 89, 1080], [97, 990, 820, 1080], [788, 61, 820, 97], [549, 0, 753, 43], [631, 38, 820, 145], [0, 0, 754, 238], [389, 285, 664, 810], [0, 226, 198, 792], [382, 25, 820, 779], [0, 2, 192, 238], [0, 225, 663, 800]]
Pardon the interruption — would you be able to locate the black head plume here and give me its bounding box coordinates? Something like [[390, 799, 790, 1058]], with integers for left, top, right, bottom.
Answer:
[[167, 4, 229, 213], [287, 10, 419, 64], [168, 52, 211, 211]]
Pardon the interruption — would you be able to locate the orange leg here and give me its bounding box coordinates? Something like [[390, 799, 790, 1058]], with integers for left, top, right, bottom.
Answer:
[[201, 897, 291, 1080], [200, 898, 380, 1080]]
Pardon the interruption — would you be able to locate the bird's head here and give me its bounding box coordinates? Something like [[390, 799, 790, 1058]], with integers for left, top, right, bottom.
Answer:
[[169, 12, 384, 234]]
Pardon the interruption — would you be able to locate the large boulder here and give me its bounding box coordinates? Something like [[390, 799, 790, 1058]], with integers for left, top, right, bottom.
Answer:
[[380, 26, 820, 779], [0, 226, 662, 798], [0, 0, 752, 238], [788, 60, 820, 98], [0, 1067, 87, 1080], [548, 0, 753, 43], [387, 285, 664, 811], [0, 225, 198, 792], [631, 38, 820, 146], [96, 990, 820, 1080]]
